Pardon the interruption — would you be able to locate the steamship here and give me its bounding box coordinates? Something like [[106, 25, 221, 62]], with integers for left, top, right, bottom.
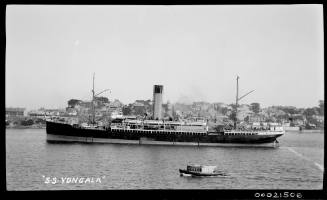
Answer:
[[46, 75, 284, 147]]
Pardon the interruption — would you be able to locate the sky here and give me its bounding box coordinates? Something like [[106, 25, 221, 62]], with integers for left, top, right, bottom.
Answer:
[[6, 5, 324, 111]]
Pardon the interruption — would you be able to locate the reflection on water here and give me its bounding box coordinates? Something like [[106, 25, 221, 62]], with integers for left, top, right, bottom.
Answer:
[[6, 129, 324, 190]]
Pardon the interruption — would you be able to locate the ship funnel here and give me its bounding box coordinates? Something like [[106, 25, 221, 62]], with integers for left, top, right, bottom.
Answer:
[[153, 85, 163, 120]]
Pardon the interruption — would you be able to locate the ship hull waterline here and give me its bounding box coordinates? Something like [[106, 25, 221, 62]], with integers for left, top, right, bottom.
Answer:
[[46, 121, 283, 148]]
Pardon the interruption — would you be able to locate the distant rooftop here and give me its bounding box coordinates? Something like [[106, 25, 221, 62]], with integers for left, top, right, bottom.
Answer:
[[6, 107, 25, 112]]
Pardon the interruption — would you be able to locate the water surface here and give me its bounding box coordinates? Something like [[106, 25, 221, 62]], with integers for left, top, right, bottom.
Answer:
[[6, 129, 324, 190]]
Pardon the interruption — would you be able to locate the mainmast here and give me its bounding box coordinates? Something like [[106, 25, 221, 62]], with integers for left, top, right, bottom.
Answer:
[[92, 73, 95, 124], [234, 76, 239, 129], [234, 76, 254, 130]]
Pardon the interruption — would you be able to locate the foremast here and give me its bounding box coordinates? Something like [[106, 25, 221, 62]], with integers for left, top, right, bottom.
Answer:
[[234, 76, 254, 130], [91, 73, 110, 125]]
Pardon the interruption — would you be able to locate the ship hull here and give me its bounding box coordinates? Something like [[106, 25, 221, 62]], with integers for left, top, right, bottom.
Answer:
[[46, 121, 283, 147]]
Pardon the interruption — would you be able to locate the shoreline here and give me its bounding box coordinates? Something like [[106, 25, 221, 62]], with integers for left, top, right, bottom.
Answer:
[[285, 129, 324, 133], [6, 126, 45, 129], [296, 129, 324, 133]]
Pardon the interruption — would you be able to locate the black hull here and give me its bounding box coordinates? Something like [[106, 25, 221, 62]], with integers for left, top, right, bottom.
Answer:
[[46, 121, 283, 146]]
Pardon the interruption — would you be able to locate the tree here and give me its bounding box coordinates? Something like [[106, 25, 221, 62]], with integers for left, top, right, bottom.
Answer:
[[220, 107, 228, 116], [229, 111, 236, 121], [250, 103, 261, 114], [35, 118, 46, 124], [318, 100, 324, 115], [122, 106, 132, 115], [20, 119, 34, 126], [244, 116, 250, 123], [68, 99, 82, 107], [303, 108, 317, 118], [280, 106, 298, 115], [95, 96, 109, 104], [134, 106, 146, 116], [213, 125, 225, 132]]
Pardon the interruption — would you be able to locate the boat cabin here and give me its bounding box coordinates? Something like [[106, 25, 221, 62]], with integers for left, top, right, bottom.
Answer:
[[186, 165, 217, 173]]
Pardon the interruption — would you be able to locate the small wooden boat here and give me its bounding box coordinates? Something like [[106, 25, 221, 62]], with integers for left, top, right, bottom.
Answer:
[[179, 164, 226, 177]]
